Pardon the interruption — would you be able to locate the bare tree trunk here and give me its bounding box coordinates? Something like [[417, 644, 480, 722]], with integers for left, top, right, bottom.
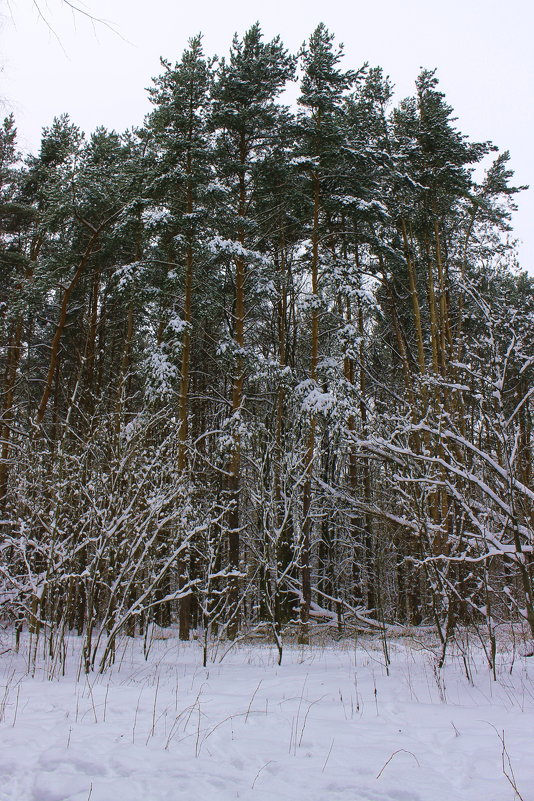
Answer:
[[300, 173, 320, 643], [0, 243, 40, 511], [35, 227, 101, 427], [400, 219, 426, 377], [0, 317, 24, 511], [177, 159, 195, 639], [226, 131, 248, 640]]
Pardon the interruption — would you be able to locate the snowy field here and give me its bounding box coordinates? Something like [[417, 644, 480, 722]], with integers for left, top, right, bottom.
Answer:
[[0, 631, 533, 801]]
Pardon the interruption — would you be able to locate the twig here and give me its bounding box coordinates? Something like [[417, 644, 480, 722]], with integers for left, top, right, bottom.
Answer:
[[85, 676, 98, 724], [299, 695, 328, 746], [12, 684, 20, 727], [489, 725, 525, 801], [251, 761, 273, 789], [245, 679, 262, 723], [146, 674, 160, 743], [376, 749, 420, 779], [322, 738, 335, 772], [131, 688, 143, 744]]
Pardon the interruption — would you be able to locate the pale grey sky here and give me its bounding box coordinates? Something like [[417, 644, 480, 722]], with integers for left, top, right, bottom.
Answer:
[[1, 0, 532, 272]]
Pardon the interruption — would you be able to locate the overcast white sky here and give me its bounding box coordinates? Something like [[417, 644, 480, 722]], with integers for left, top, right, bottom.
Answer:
[[1, 0, 532, 271]]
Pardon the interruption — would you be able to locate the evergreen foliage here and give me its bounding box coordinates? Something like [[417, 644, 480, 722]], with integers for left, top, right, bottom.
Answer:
[[0, 25, 531, 669]]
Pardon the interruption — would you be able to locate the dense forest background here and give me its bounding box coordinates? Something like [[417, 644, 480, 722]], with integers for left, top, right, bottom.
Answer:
[[1, 24, 532, 671]]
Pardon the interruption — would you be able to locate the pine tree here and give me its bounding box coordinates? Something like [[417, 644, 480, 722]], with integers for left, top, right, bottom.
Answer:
[[146, 35, 214, 637], [210, 23, 295, 637], [295, 24, 358, 639], [0, 116, 37, 512]]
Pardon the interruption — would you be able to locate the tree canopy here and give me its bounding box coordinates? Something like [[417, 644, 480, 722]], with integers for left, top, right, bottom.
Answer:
[[0, 24, 531, 670]]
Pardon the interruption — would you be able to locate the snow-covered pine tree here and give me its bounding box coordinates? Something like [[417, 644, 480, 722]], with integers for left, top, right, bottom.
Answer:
[[294, 24, 358, 640], [210, 23, 295, 637]]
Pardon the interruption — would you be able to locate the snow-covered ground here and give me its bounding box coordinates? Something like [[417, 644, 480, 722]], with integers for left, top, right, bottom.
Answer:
[[0, 630, 533, 801]]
